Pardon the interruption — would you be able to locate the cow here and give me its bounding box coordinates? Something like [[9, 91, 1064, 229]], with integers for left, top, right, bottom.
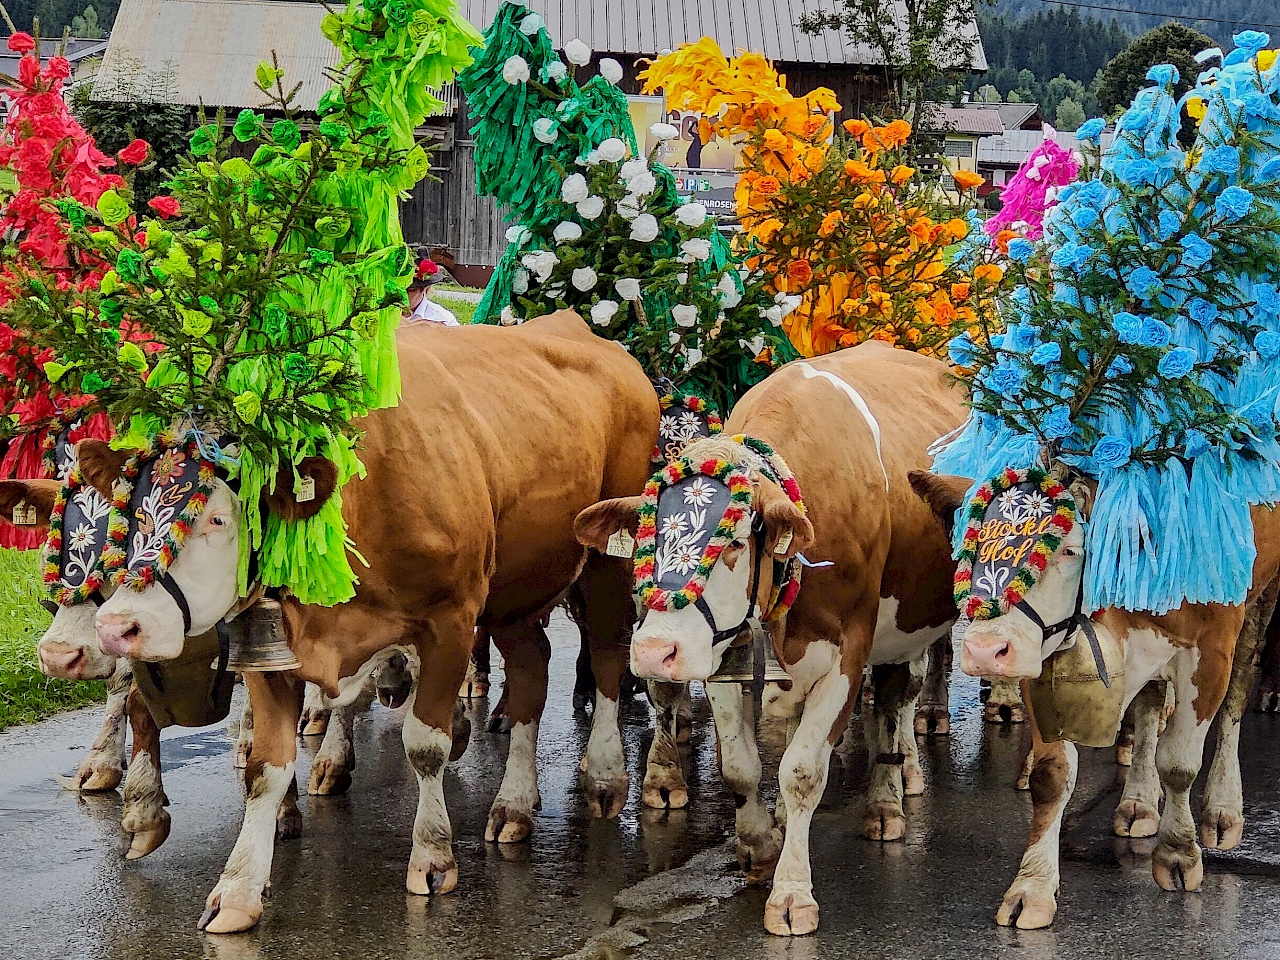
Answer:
[[575, 342, 967, 935], [909, 468, 1280, 929], [77, 312, 657, 933]]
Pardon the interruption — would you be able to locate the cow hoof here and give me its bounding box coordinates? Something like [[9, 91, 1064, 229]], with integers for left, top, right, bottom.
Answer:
[[738, 828, 783, 881], [1153, 842, 1204, 891], [585, 778, 628, 819], [485, 804, 534, 843], [122, 811, 172, 860], [233, 738, 252, 770], [486, 711, 513, 735], [406, 861, 458, 896], [1199, 809, 1244, 851], [75, 754, 124, 792], [299, 708, 330, 738], [460, 670, 490, 700], [276, 804, 303, 842], [642, 766, 689, 809], [983, 702, 1025, 724], [764, 891, 819, 937], [996, 882, 1057, 929], [903, 764, 925, 797], [307, 758, 353, 796], [914, 704, 950, 736], [863, 802, 907, 842], [198, 894, 261, 934], [1254, 687, 1280, 712], [1113, 798, 1160, 838]]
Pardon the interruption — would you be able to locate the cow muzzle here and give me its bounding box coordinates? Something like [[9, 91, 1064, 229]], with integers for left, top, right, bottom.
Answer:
[[961, 626, 1040, 679], [37, 639, 110, 680], [97, 614, 144, 658], [631, 635, 715, 683]]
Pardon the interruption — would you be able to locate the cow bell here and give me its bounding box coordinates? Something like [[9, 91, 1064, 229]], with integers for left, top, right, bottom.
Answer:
[[1027, 624, 1125, 748], [707, 627, 790, 684], [225, 598, 301, 672]]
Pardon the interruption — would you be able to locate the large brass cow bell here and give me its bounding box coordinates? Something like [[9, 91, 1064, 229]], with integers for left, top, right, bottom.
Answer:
[[1027, 624, 1125, 748], [708, 626, 790, 683], [225, 598, 301, 672]]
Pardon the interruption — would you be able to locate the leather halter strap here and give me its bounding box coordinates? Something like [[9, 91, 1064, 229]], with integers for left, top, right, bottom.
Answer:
[[1014, 578, 1110, 688], [155, 571, 232, 707], [691, 522, 767, 647]]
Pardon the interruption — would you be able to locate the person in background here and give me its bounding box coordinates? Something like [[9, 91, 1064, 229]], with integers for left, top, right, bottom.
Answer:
[[403, 256, 460, 326]]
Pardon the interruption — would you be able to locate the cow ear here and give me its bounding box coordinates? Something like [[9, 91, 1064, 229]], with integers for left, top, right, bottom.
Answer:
[[754, 476, 814, 560], [574, 497, 643, 552], [1068, 478, 1096, 520], [264, 457, 339, 522], [908, 470, 971, 534], [0, 479, 60, 529], [76, 439, 130, 498]]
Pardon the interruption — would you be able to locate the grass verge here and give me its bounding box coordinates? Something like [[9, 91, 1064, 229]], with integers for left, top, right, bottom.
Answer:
[[0, 548, 105, 730]]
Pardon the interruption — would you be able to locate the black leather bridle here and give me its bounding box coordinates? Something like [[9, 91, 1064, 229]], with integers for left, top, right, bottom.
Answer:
[[1014, 577, 1111, 687]]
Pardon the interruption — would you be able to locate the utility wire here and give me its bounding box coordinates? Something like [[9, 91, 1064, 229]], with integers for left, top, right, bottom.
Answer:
[[1031, 0, 1280, 31]]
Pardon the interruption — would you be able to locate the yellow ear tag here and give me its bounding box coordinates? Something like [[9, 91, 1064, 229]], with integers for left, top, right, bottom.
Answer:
[[773, 529, 793, 556], [295, 476, 316, 503], [13, 501, 31, 526], [606, 529, 635, 558]]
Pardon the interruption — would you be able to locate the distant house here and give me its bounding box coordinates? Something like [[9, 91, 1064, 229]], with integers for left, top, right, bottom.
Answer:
[[91, 0, 986, 274], [921, 104, 1004, 192], [0, 38, 108, 120]]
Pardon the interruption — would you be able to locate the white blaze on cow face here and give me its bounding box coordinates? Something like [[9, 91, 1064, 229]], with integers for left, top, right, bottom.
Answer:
[[38, 599, 119, 680], [96, 480, 241, 662], [960, 522, 1085, 679], [630, 510, 755, 682]]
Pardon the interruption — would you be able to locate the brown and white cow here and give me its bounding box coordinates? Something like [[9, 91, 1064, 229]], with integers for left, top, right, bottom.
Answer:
[[576, 342, 966, 935], [910, 469, 1280, 928], [76, 312, 656, 932]]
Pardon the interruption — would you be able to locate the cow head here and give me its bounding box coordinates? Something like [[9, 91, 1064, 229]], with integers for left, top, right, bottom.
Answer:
[[910, 468, 1086, 680], [576, 437, 812, 682], [83, 437, 336, 662], [0, 477, 120, 681]]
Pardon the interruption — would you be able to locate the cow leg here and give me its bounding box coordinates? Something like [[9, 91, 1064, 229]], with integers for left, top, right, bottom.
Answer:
[[120, 682, 170, 859], [1113, 680, 1164, 838], [308, 680, 373, 796], [865, 658, 925, 841], [298, 682, 331, 737], [995, 679, 1078, 930], [486, 623, 550, 842], [1202, 594, 1275, 850], [706, 682, 781, 878], [573, 562, 633, 817], [1152, 647, 1224, 892], [462, 628, 491, 699], [984, 677, 1026, 724], [642, 680, 690, 808], [914, 637, 951, 736], [233, 691, 254, 769], [764, 643, 856, 937], [73, 661, 132, 791], [199, 671, 302, 934], [1254, 607, 1280, 712]]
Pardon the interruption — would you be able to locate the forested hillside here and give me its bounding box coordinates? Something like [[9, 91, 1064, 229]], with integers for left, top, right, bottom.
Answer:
[[5, 0, 120, 37], [992, 0, 1279, 47]]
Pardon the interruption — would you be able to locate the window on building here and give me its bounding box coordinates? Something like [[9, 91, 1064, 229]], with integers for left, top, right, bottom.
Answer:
[[943, 139, 973, 159]]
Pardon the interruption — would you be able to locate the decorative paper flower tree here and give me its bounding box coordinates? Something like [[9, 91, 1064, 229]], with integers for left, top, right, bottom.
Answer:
[[0, 33, 119, 548], [460, 3, 799, 410], [639, 41, 1004, 359], [935, 34, 1280, 615], [6, 0, 481, 603]]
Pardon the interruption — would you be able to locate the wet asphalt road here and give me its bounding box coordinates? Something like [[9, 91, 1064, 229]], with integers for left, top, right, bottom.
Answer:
[[4, 611, 1280, 960]]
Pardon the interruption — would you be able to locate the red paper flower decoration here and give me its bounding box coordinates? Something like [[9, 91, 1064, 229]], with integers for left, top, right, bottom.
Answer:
[[118, 139, 150, 165]]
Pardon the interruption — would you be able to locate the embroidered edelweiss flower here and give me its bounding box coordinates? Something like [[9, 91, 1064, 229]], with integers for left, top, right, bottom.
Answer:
[[683, 477, 715, 506], [660, 514, 689, 537], [660, 413, 683, 436], [677, 411, 702, 433], [671, 545, 700, 575], [995, 488, 1027, 522], [151, 449, 187, 485], [68, 523, 95, 550], [1021, 491, 1051, 518]]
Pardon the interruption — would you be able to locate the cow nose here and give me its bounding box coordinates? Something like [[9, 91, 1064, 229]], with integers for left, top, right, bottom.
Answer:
[[631, 636, 680, 681], [98, 616, 143, 657], [962, 636, 1013, 677], [38, 641, 85, 679]]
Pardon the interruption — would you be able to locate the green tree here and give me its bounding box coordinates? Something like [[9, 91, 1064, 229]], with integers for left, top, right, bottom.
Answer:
[[72, 59, 192, 204], [798, 0, 992, 127], [975, 83, 1002, 103], [70, 4, 101, 36], [1055, 96, 1085, 130], [1094, 22, 1214, 116]]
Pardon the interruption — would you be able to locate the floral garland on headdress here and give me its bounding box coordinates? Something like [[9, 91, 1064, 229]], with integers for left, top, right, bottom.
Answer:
[[651, 391, 724, 467], [731, 434, 806, 622], [102, 433, 217, 592], [42, 463, 110, 606], [953, 466, 1076, 621], [635, 456, 753, 612]]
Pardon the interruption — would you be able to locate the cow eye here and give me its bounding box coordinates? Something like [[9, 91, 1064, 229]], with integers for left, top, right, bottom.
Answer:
[[207, 515, 228, 529], [1061, 546, 1080, 558]]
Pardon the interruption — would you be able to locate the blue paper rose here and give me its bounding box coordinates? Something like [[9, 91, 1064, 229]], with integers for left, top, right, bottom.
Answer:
[[1123, 158, 1158, 185], [1031, 342, 1062, 365], [1113, 311, 1142, 343], [1008, 238, 1034, 262], [1071, 206, 1099, 229], [1199, 146, 1240, 176], [1006, 323, 1037, 351], [1255, 283, 1280, 314], [1107, 356, 1134, 377], [1043, 406, 1074, 440], [948, 333, 978, 366], [1145, 64, 1180, 86], [1157, 210, 1181, 241], [1260, 158, 1280, 183], [1077, 118, 1105, 142], [1140, 316, 1173, 348], [1053, 283, 1081, 308], [1216, 186, 1254, 221], [1157, 346, 1197, 378], [1233, 30, 1270, 56], [988, 362, 1025, 397], [1187, 298, 1218, 325], [1255, 331, 1280, 359], [1179, 233, 1213, 269], [1127, 266, 1164, 301], [1092, 435, 1132, 470]]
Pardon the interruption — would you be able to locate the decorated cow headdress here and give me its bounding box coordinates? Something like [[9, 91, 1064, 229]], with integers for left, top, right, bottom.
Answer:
[[652, 392, 723, 468], [42, 428, 112, 606]]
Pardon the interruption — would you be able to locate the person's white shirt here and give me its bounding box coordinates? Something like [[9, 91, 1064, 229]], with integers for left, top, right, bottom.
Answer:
[[406, 293, 460, 326]]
